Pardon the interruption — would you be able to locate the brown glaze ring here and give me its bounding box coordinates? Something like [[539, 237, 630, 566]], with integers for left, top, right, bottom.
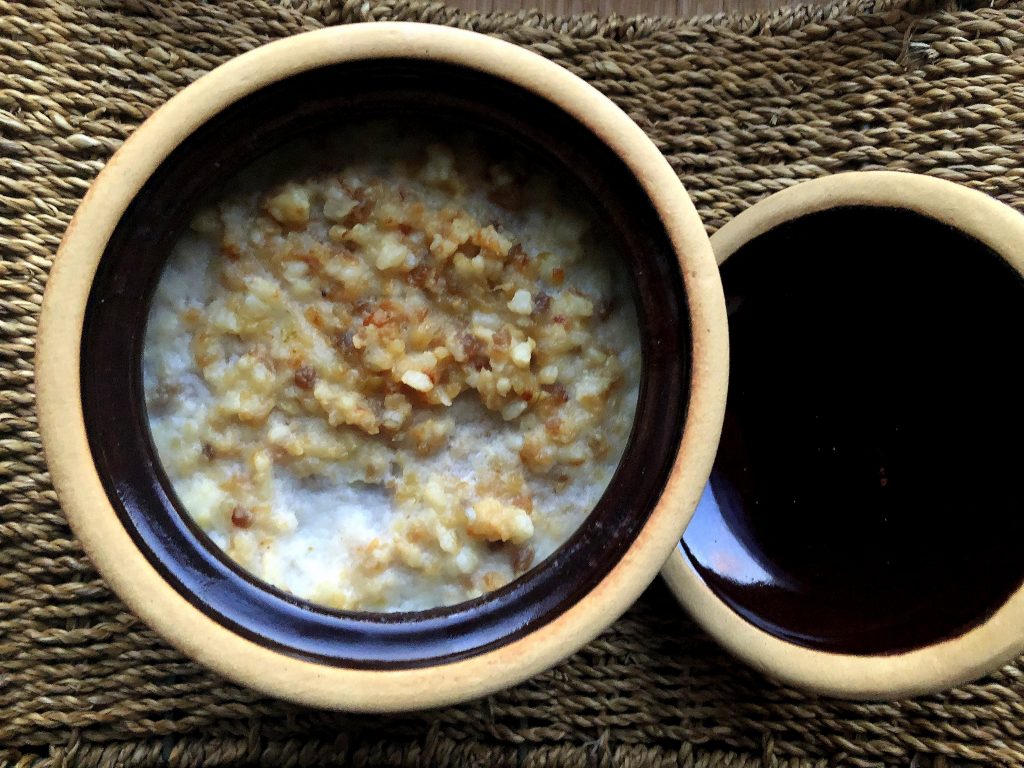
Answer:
[[80, 60, 690, 669]]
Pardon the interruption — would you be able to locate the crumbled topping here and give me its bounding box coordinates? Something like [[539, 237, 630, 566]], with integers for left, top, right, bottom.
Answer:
[[144, 132, 639, 611]]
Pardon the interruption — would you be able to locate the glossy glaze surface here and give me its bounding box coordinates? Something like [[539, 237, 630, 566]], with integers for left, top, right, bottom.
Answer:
[[682, 206, 1024, 654], [80, 59, 690, 668]]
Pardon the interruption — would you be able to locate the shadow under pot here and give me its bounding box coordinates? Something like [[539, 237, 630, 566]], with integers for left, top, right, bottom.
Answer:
[[665, 171, 1024, 700]]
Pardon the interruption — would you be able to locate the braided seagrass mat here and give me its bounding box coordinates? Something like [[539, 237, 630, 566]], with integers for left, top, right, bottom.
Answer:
[[6, 0, 1024, 765]]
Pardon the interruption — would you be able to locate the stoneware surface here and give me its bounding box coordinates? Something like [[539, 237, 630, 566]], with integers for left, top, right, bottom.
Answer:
[[35, 23, 728, 711], [662, 170, 1024, 700]]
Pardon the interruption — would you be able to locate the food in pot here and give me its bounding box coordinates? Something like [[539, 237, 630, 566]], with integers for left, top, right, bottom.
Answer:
[[143, 124, 640, 611]]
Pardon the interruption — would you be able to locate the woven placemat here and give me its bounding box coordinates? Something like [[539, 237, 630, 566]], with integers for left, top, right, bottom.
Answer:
[[5, 0, 1024, 765]]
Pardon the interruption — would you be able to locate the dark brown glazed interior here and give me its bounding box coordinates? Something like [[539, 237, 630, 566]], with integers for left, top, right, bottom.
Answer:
[[80, 61, 691, 669], [681, 206, 1024, 655]]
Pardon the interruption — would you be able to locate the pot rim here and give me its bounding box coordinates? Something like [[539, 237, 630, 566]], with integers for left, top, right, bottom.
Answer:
[[36, 22, 728, 711]]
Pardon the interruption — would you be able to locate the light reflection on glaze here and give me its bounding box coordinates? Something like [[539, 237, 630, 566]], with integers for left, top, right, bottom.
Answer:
[[682, 481, 774, 589]]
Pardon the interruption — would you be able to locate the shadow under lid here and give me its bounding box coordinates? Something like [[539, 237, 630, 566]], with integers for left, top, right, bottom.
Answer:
[[681, 206, 1024, 655]]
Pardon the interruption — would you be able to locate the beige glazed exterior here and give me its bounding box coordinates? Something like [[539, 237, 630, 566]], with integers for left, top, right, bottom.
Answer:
[[35, 24, 728, 710], [663, 171, 1024, 700]]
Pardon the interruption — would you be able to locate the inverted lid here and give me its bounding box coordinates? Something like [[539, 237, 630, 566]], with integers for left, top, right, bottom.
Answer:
[[662, 173, 1024, 699]]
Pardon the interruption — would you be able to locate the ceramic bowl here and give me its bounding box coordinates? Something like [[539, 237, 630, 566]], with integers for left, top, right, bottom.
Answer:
[[663, 171, 1024, 699], [36, 23, 728, 711]]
